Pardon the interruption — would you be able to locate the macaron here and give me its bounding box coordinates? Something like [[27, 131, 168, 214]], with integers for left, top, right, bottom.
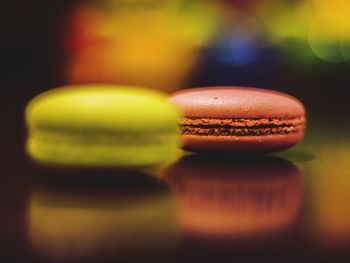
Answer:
[[169, 86, 306, 152], [25, 85, 180, 167]]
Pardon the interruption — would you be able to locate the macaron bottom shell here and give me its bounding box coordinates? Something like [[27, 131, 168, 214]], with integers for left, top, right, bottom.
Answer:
[[181, 132, 304, 153]]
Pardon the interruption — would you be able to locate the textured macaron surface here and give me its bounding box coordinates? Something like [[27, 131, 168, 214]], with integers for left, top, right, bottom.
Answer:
[[180, 117, 305, 136], [169, 87, 305, 119]]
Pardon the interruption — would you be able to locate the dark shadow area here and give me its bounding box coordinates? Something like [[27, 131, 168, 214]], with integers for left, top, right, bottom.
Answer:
[[28, 165, 169, 194], [279, 150, 316, 163]]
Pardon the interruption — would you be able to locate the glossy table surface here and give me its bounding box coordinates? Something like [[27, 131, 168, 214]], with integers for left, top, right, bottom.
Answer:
[[1, 95, 350, 263]]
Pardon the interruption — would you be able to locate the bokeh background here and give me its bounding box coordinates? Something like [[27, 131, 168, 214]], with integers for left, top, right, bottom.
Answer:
[[3, 0, 350, 123]]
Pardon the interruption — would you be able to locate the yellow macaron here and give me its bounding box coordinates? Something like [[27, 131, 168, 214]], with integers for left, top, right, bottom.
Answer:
[[25, 85, 180, 167]]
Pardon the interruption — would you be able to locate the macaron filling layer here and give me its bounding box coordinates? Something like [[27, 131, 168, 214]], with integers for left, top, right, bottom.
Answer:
[[179, 117, 305, 136], [29, 128, 174, 146], [27, 128, 179, 166]]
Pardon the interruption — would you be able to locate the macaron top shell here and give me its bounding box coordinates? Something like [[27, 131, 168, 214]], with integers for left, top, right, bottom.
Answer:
[[169, 87, 305, 118], [26, 85, 179, 132]]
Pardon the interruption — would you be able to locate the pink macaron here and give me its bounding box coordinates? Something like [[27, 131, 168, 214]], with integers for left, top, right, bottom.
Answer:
[[169, 86, 306, 153]]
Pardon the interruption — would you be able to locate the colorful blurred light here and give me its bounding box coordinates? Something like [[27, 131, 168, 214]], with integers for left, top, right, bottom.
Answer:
[[313, 0, 350, 38], [212, 11, 263, 65], [62, 0, 350, 87], [340, 40, 350, 63], [257, 1, 310, 43], [63, 0, 219, 92], [308, 21, 345, 63], [256, 0, 350, 63]]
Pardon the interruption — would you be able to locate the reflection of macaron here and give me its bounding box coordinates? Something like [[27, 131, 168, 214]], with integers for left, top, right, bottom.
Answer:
[[169, 87, 306, 152], [25, 85, 180, 167], [28, 171, 178, 261], [163, 155, 303, 238]]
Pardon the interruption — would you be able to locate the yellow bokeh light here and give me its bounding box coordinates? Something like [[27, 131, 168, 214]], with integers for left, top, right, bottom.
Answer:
[[313, 0, 350, 37]]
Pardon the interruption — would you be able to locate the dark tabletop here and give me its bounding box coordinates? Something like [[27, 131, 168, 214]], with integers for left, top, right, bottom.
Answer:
[[1, 91, 350, 263]]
